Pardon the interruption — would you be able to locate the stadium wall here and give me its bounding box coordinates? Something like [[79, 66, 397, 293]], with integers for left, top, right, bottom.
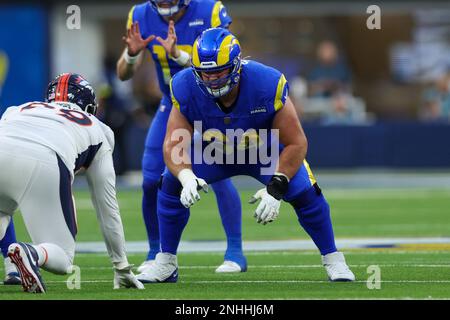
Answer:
[[122, 122, 450, 170], [0, 4, 49, 112], [304, 123, 449, 168]]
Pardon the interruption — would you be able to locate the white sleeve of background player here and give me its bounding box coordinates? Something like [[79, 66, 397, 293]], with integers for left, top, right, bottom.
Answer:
[[100, 122, 116, 150], [85, 151, 129, 269], [0, 106, 19, 121]]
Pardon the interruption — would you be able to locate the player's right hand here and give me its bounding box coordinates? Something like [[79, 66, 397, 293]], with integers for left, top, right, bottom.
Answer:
[[180, 178, 209, 208], [122, 22, 155, 57], [113, 264, 145, 290], [156, 20, 180, 59]]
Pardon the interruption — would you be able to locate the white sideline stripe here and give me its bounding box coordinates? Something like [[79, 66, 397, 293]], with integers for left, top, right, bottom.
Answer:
[[44, 280, 450, 284], [37, 264, 450, 271], [324, 190, 450, 199], [74, 237, 450, 253], [75, 250, 450, 258], [3, 264, 443, 272]]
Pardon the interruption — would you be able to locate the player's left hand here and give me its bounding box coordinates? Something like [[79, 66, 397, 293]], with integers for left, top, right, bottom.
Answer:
[[156, 20, 180, 59], [113, 265, 145, 290], [249, 188, 281, 225]]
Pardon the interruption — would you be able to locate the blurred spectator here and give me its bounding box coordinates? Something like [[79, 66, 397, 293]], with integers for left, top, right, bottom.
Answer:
[[320, 92, 368, 125], [289, 76, 308, 117], [420, 71, 450, 123], [308, 40, 352, 98], [301, 40, 370, 124], [97, 55, 141, 175]]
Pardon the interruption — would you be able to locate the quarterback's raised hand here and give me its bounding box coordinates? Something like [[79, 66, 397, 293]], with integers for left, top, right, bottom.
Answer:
[[156, 20, 180, 59], [178, 169, 209, 208], [122, 22, 155, 57], [113, 264, 144, 290]]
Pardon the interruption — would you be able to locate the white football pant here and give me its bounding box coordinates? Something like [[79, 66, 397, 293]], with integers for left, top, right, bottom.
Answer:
[[0, 138, 75, 274]]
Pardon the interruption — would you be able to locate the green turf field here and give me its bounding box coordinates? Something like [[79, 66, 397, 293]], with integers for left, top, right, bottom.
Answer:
[[1, 188, 450, 299], [1, 251, 450, 300]]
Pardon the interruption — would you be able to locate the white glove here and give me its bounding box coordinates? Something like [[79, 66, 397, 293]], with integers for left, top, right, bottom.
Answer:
[[249, 188, 281, 225], [113, 265, 145, 290], [178, 169, 209, 208]]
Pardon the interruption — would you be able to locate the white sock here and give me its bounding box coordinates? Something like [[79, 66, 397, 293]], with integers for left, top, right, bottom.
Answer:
[[33, 243, 73, 275]]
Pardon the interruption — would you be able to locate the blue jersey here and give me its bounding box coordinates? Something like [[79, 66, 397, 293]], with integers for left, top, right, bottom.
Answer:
[[127, 0, 232, 97], [170, 60, 289, 138], [170, 60, 290, 166], [168, 60, 318, 197]]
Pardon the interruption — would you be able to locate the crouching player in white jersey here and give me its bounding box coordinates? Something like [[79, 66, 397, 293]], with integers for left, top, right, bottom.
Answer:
[[0, 73, 144, 293]]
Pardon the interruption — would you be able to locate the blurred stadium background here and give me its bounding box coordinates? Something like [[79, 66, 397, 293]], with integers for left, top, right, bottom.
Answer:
[[0, 0, 450, 299], [2, 0, 450, 173]]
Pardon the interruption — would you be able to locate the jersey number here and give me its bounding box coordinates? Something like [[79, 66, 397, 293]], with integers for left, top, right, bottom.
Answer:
[[20, 103, 92, 126], [58, 109, 92, 126], [153, 44, 192, 85]]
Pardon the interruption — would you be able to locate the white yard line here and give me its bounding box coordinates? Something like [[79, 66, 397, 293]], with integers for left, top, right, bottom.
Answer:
[[46, 264, 450, 270], [73, 237, 450, 253], [3, 263, 446, 272], [42, 280, 450, 284]]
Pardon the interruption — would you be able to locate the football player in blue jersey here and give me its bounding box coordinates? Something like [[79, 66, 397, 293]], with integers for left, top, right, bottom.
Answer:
[[116, 0, 247, 278], [140, 28, 356, 283], [1, 221, 21, 285]]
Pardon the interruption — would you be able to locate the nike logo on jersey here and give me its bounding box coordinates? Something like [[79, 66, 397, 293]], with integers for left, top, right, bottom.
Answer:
[[189, 19, 204, 27]]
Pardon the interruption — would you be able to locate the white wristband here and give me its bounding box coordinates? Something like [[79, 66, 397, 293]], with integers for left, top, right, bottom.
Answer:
[[123, 48, 139, 65], [171, 50, 190, 66], [177, 168, 197, 187]]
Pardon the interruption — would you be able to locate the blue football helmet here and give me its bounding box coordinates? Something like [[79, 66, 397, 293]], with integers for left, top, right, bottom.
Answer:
[[191, 28, 242, 98], [149, 0, 191, 16], [45, 73, 98, 115]]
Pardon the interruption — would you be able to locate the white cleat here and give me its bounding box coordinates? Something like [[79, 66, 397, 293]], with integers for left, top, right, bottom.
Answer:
[[322, 251, 355, 282], [137, 260, 155, 274], [215, 261, 243, 273], [136, 253, 178, 283]]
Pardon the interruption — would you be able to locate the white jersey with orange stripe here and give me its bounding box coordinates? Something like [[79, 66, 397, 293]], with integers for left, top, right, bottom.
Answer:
[[0, 101, 114, 179], [0, 101, 130, 269]]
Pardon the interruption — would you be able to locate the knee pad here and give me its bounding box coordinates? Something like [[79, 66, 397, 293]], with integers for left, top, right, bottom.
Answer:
[[157, 189, 189, 222], [158, 172, 182, 197], [157, 172, 186, 217], [289, 185, 330, 223], [142, 175, 160, 194]]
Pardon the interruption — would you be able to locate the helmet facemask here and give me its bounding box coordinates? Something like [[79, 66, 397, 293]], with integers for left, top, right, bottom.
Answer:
[[150, 0, 188, 17], [193, 55, 242, 98], [67, 83, 98, 116]]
